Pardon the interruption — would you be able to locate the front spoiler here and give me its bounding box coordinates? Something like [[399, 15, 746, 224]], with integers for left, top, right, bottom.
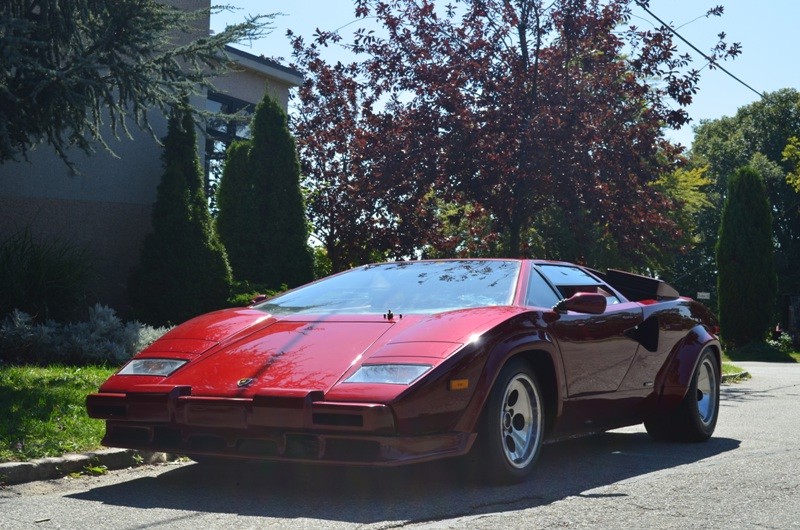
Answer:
[[87, 389, 474, 466]]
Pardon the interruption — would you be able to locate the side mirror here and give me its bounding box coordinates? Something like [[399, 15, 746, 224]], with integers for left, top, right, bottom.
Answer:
[[553, 292, 607, 315], [249, 294, 268, 306]]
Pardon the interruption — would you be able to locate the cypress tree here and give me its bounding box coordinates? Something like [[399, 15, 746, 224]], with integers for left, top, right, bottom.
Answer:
[[129, 105, 232, 325], [216, 92, 314, 289], [216, 141, 259, 280], [716, 166, 776, 347]]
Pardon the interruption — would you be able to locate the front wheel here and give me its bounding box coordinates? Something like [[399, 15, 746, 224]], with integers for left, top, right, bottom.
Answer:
[[645, 347, 720, 442], [476, 358, 544, 484]]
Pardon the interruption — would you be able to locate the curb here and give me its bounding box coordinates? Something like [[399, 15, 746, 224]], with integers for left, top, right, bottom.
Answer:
[[0, 449, 179, 486], [722, 371, 751, 383]]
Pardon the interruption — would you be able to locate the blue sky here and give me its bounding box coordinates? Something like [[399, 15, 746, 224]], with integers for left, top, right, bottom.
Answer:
[[211, 0, 799, 148]]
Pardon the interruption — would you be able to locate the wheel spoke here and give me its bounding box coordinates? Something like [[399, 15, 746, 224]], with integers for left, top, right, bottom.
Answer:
[[509, 425, 528, 449]]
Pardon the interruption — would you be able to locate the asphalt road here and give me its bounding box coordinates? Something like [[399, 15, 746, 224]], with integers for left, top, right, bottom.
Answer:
[[1, 362, 798, 529]]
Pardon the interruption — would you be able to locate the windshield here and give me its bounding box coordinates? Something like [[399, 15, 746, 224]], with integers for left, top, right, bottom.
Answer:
[[256, 260, 521, 316]]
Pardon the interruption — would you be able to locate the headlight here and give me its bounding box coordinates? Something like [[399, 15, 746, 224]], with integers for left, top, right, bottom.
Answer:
[[118, 358, 187, 376], [345, 364, 432, 385]]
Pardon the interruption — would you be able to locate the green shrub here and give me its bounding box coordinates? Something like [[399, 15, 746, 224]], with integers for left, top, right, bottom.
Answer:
[[0, 304, 168, 366], [725, 341, 798, 363], [0, 227, 93, 322], [767, 332, 794, 354], [226, 280, 279, 307], [313, 246, 332, 279], [216, 141, 256, 280]]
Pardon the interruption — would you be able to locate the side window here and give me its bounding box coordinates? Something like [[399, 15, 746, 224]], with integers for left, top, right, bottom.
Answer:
[[525, 270, 562, 308], [538, 264, 621, 305], [539, 264, 598, 287]]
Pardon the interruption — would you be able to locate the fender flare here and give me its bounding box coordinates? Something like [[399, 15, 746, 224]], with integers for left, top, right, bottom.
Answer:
[[652, 324, 721, 415], [453, 314, 565, 435]]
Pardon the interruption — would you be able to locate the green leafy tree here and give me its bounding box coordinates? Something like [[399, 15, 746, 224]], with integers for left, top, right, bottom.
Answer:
[[652, 167, 714, 230], [692, 89, 800, 311], [0, 0, 273, 167], [216, 92, 314, 289], [129, 105, 232, 325], [716, 166, 776, 347], [782, 136, 800, 192], [652, 165, 716, 302]]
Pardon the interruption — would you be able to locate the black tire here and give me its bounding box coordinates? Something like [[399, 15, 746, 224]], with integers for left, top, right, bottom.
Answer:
[[475, 358, 544, 484], [645, 347, 720, 442]]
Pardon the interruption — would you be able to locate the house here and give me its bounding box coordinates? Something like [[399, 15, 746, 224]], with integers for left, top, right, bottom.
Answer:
[[0, 5, 303, 314]]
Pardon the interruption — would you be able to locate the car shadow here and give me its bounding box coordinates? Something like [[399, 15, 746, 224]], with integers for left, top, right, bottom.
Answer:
[[720, 384, 779, 403], [68, 431, 740, 525]]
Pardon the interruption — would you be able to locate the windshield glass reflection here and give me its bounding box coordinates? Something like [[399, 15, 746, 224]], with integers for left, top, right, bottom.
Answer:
[[256, 260, 521, 315]]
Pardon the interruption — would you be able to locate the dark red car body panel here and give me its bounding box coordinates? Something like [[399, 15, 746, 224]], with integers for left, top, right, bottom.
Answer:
[[87, 260, 720, 466]]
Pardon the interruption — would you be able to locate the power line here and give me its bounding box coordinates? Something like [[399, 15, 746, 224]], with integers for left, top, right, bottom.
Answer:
[[634, 1, 764, 99]]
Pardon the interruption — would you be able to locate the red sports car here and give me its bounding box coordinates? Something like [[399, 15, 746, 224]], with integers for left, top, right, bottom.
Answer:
[[87, 260, 721, 483]]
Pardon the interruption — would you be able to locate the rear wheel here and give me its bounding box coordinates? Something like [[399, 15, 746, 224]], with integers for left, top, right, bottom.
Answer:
[[645, 347, 720, 442], [476, 358, 544, 484]]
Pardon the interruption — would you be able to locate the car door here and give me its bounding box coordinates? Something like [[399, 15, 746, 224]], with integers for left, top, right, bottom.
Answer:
[[549, 303, 643, 396], [534, 264, 643, 397]]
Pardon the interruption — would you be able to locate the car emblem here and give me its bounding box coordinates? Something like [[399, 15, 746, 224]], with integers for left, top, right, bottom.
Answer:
[[237, 378, 255, 388]]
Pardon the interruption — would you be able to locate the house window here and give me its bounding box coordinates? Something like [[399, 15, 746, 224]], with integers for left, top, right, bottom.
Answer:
[[205, 92, 253, 212]]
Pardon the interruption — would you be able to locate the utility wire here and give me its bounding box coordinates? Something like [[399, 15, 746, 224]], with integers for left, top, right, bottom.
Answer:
[[634, 1, 764, 99]]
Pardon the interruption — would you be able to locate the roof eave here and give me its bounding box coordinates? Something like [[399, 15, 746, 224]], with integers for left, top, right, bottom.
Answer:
[[224, 45, 304, 87]]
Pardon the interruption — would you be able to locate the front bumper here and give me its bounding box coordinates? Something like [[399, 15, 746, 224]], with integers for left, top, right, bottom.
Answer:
[[86, 387, 473, 466]]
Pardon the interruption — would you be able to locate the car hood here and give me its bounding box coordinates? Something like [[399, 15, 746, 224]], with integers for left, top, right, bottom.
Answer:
[[112, 306, 524, 398]]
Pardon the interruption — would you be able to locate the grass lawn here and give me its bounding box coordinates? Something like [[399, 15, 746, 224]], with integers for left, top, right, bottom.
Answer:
[[0, 364, 115, 463], [722, 361, 750, 382]]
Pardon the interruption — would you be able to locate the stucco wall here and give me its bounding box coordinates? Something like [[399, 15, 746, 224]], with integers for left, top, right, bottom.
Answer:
[[213, 69, 293, 109], [2, 115, 167, 206], [0, 110, 170, 314]]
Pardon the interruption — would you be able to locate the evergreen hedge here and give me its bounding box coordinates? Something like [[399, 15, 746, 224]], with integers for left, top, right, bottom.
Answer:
[[216, 140, 260, 281]]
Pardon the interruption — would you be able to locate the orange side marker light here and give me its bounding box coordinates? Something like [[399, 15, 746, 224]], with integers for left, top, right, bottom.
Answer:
[[449, 379, 469, 391]]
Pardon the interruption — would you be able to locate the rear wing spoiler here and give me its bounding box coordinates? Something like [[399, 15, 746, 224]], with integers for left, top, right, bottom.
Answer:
[[591, 268, 680, 302]]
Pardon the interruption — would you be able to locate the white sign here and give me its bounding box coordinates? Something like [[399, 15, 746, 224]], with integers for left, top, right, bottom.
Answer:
[[697, 292, 711, 300]]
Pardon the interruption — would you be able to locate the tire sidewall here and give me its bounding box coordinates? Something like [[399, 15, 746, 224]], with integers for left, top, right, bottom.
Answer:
[[686, 348, 720, 439]]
